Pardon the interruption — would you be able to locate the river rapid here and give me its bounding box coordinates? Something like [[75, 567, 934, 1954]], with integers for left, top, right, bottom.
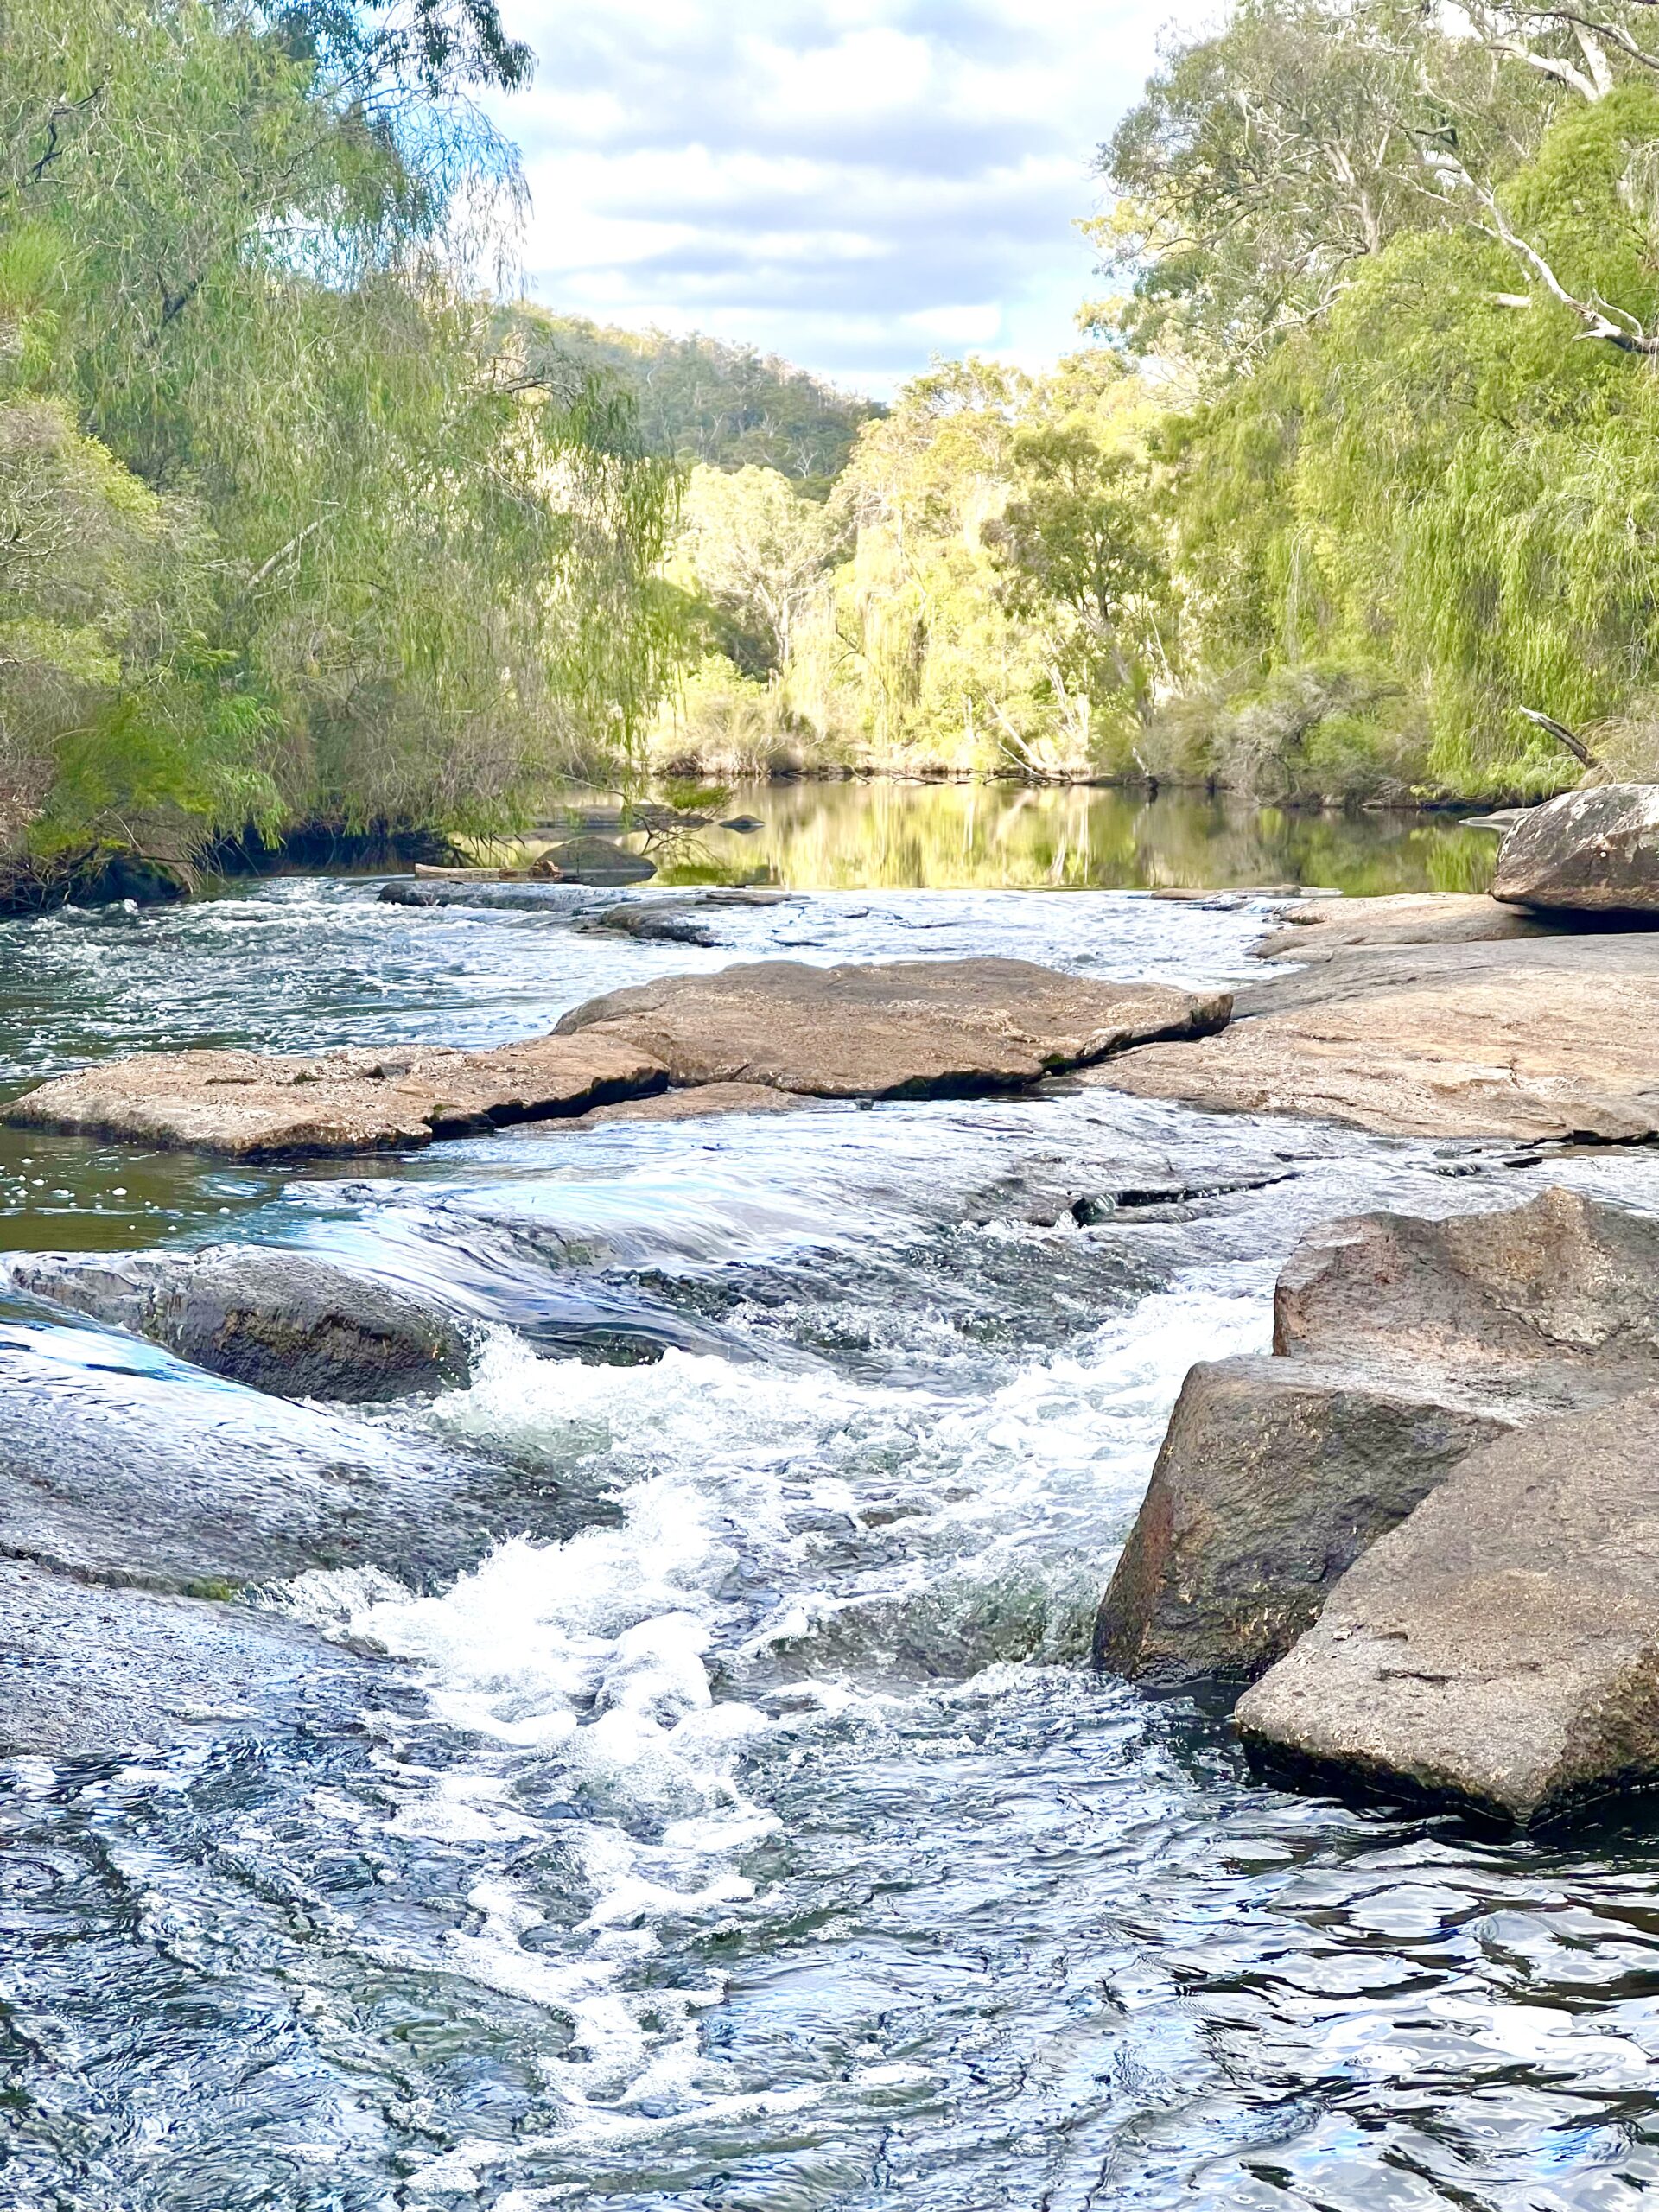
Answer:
[[3, 863, 1659, 2211]]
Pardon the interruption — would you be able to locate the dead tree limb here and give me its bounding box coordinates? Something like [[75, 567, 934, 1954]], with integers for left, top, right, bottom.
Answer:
[[1518, 705, 1599, 767]]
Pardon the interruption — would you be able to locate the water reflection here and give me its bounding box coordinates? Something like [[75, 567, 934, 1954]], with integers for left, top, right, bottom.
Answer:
[[632, 781, 1498, 896]]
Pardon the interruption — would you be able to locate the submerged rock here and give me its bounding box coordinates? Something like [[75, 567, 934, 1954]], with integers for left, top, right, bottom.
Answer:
[[0, 1332, 599, 1595], [1095, 931, 1659, 1141], [1236, 1392, 1659, 1829], [514, 1080, 819, 1132], [1096, 1190, 1659, 1691], [557, 957, 1232, 1099], [1492, 783, 1659, 914], [0, 1557, 372, 1758], [3, 1033, 667, 1158], [9, 1243, 474, 1401]]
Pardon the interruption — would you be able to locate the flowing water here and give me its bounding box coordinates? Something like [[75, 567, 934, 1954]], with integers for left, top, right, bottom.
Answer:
[[2, 794, 1658, 2211]]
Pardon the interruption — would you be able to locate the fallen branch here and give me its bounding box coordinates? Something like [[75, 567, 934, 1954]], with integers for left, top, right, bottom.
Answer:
[[1518, 704, 1599, 767]]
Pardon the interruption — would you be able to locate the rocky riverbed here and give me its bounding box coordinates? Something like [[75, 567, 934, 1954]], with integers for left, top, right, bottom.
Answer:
[[2, 788, 1658, 2206]]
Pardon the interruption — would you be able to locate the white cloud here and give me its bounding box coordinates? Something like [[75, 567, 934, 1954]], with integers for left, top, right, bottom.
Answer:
[[486, 0, 1170, 393]]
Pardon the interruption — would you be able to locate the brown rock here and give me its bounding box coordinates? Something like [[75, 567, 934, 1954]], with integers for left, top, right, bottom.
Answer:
[[1252, 892, 1556, 963], [1096, 1189, 1659, 1691], [1492, 782, 1659, 914], [556, 957, 1232, 1099], [1094, 1357, 1516, 1689], [1236, 1391, 1659, 1828], [3, 1034, 668, 1159], [1093, 932, 1659, 1141], [515, 1080, 819, 1133], [1274, 1186, 1659, 1406]]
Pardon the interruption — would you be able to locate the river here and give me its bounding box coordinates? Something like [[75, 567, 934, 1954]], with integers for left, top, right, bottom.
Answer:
[[1, 791, 1657, 2210]]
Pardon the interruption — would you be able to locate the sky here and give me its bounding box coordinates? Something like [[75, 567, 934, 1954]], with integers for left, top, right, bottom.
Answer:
[[485, 1, 1175, 397]]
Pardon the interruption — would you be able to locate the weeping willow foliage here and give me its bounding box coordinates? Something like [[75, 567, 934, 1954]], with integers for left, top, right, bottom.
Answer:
[[0, 0, 680, 885], [1109, 6, 1659, 800], [656, 355, 1170, 779]]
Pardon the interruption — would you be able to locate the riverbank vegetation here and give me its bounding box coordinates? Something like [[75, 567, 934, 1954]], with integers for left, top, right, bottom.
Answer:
[[16, 0, 1659, 900], [660, 1, 1659, 806], [0, 0, 680, 903]]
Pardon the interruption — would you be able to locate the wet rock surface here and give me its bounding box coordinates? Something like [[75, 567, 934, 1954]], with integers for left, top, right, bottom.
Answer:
[[1096, 1190, 1659, 1692], [580, 900, 715, 946], [0, 1557, 376, 1758], [1236, 1391, 1659, 1829], [1094, 1356, 1516, 1690], [1095, 929, 1659, 1141], [3, 1033, 668, 1158], [514, 1079, 821, 1132], [557, 957, 1233, 1098], [0, 1337, 594, 1595], [1493, 782, 1659, 914], [8, 1243, 474, 1401]]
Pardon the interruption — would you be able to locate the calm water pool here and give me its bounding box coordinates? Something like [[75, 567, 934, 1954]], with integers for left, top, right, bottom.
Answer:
[[574, 780, 1500, 897]]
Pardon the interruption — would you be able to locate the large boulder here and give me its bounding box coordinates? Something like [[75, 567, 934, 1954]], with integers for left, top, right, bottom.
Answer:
[[556, 958, 1232, 1099], [3, 1033, 667, 1158], [1093, 1357, 1516, 1689], [1492, 782, 1659, 914], [1094, 931, 1659, 1141], [8, 1243, 474, 1401], [536, 835, 655, 886], [1274, 1185, 1659, 1405], [1095, 1189, 1659, 1691], [1236, 1392, 1659, 1829]]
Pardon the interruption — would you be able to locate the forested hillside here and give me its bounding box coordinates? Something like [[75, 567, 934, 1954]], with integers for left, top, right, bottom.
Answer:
[[510, 313, 882, 493], [0, 0, 680, 902]]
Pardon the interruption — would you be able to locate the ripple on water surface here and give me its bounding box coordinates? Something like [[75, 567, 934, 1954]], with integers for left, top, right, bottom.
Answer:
[[1, 879, 1658, 2209]]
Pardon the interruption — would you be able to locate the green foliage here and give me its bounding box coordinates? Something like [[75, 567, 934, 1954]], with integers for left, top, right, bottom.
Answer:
[[1098, 0, 1659, 801], [0, 0, 682, 887], [653, 353, 1173, 780]]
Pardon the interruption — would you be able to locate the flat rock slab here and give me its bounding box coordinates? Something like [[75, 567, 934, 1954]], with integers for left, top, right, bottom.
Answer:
[[1253, 893, 1558, 963], [514, 1080, 820, 1133], [380, 880, 591, 911], [1493, 782, 1659, 914], [1236, 1391, 1659, 1828], [3, 1034, 667, 1159], [556, 958, 1232, 1099], [0, 1559, 372, 1758], [9, 1243, 474, 1402], [1093, 932, 1659, 1141]]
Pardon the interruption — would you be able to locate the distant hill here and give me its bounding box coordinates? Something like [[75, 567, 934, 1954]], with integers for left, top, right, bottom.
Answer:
[[510, 309, 883, 493]]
